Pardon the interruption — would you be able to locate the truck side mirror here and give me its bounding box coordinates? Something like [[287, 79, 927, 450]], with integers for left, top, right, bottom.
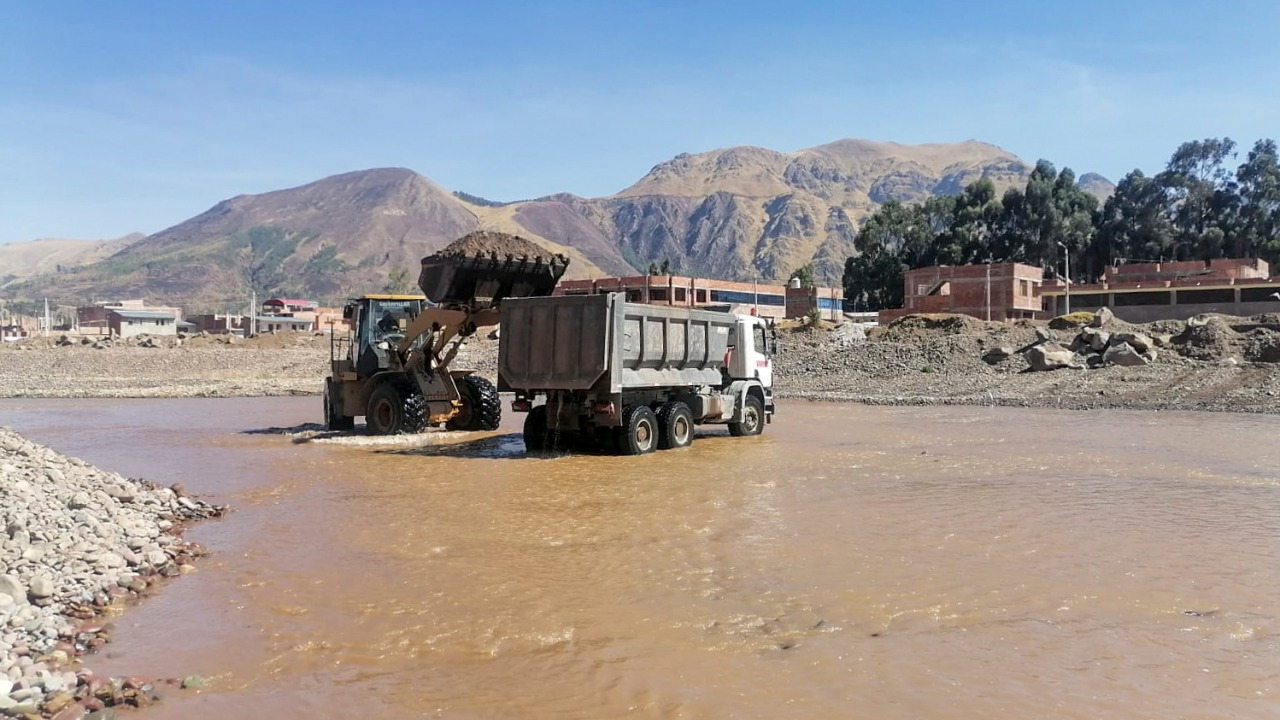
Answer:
[[342, 305, 354, 320]]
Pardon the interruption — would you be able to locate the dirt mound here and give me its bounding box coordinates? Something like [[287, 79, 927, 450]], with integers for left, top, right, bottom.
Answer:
[[877, 313, 993, 341], [436, 231, 558, 261], [1174, 316, 1241, 361]]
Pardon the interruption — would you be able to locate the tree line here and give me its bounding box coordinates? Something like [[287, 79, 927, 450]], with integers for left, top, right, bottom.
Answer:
[[842, 137, 1280, 310]]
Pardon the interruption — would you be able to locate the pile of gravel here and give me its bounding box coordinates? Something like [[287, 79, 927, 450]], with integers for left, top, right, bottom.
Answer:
[[1, 427, 223, 715]]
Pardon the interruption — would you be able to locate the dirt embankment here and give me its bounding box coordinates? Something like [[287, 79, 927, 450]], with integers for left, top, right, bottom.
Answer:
[[774, 312, 1280, 413], [2, 312, 1278, 413]]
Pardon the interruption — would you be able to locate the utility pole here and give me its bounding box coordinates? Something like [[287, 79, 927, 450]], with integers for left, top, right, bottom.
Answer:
[[1057, 242, 1070, 315], [249, 290, 257, 337], [43, 298, 49, 336], [984, 259, 992, 322]]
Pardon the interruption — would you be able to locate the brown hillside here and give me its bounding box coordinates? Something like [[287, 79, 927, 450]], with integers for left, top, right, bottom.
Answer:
[[8, 139, 1113, 305]]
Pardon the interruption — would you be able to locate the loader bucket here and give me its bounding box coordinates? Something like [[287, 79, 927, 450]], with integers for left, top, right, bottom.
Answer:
[[418, 251, 570, 309]]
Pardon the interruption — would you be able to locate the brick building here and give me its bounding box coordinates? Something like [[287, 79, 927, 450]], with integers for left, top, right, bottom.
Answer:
[[878, 263, 1044, 324], [1041, 258, 1280, 322], [78, 300, 184, 332], [555, 275, 843, 320]]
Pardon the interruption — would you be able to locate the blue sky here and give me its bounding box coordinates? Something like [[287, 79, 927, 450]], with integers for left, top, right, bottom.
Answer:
[[2, 0, 1278, 244]]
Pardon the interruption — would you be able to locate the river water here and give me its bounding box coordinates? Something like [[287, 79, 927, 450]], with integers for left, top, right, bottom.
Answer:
[[1, 397, 1277, 719]]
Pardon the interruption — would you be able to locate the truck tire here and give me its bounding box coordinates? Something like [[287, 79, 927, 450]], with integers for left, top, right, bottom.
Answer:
[[657, 401, 694, 450], [523, 405, 548, 453], [728, 394, 765, 437], [447, 375, 501, 431], [618, 405, 658, 455], [324, 384, 355, 431], [366, 383, 408, 435]]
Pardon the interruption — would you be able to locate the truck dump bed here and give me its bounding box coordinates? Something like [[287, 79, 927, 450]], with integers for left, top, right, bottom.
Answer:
[[499, 293, 734, 393]]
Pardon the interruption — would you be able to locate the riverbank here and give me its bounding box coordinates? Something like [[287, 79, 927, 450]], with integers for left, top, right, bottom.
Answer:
[[2, 311, 1278, 413], [0, 427, 223, 716]]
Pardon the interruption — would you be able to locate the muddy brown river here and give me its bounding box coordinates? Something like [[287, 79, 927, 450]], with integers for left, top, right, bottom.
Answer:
[[1, 397, 1277, 719]]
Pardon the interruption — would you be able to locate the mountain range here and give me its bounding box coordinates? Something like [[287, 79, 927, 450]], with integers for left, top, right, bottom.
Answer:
[[2, 139, 1114, 309]]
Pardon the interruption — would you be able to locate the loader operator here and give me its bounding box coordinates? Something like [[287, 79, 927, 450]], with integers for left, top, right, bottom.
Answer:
[[377, 310, 398, 336]]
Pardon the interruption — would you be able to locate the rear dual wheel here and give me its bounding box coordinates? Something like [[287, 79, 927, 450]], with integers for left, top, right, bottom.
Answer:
[[618, 405, 658, 455], [657, 401, 694, 450]]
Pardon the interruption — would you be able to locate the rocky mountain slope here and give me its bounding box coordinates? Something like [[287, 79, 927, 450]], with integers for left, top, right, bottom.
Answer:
[[4, 139, 1109, 307], [0, 234, 143, 289]]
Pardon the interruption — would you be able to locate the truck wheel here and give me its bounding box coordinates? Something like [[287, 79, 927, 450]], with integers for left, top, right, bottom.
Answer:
[[618, 405, 658, 455], [447, 375, 502, 431], [523, 405, 548, 453], [324, 385, 355, 431], [728, 395, 765, 437], [366, 383, 407, 435], [657, 401, 694, 450]]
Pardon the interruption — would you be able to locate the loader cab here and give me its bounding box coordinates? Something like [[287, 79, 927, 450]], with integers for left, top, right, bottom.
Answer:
[[727, 314, 776, 387], [349, 294, 427, 376]]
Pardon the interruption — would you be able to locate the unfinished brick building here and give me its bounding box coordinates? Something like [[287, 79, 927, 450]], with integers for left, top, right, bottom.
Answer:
[[878, 263, 1044, 324]]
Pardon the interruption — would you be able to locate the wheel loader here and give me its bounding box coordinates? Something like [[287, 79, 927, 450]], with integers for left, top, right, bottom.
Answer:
[[324, 245, 569, 434]]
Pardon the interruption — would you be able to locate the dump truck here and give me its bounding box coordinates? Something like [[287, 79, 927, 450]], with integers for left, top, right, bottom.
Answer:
[[498, 293, 776, 454], [324, 236, 570, 434]]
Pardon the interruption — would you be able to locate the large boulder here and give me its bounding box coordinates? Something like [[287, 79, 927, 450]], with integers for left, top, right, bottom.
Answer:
[[1090, 307, 1115, 328], [1111, 331, 1154, 354], [1026, 343, 1082, 371], [1080, 326, 1111, 352], [1103, 342, 1152, 366], [982, 346, 1014, 365]]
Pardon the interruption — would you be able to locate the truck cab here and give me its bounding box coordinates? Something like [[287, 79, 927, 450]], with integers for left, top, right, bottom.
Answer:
[[727, 314, 776, 389]]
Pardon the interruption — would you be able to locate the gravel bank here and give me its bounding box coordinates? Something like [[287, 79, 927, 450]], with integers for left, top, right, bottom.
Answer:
[[774, 313, 1280, 413], [1, 427, 223, 716]]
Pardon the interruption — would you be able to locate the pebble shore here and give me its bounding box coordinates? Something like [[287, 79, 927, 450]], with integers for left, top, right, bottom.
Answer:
[[0, 427, 223, 718]]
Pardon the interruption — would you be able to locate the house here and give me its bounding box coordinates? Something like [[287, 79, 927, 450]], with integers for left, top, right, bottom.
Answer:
[[1040, 258, 1280, 322], [555, 275, 844, 320], [262, 298, 317, 314], [188, 314, 247, 335], [255, 315, 314, 333], [108, 310, 177, 338], [79, 300, 185, 333], [878, 263, 1044, 324]]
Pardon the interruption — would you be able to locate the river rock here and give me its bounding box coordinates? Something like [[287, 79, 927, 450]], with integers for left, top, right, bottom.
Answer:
[[0, 576, 27, 607], [27, 576, 54, 600], [981, 346, 1013, 365], [1111, 331, 1155, 354], [1104, 342, 1150, 366], [1079, 326, 1110, 352], [1026, 343, 1081, 371], [1090, 307, 1115, 327]]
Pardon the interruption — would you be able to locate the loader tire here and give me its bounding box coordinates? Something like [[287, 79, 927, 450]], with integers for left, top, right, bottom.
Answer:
[[522, 405, 548, 453], [324, 384, 355, 431], [448, 375, 501, 431], [728, 394, 765, 437], [617, 405, 658, 456], [656, 401, 694, 450], [366, 383, 408, 435], [402, 390, 428, 433]]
